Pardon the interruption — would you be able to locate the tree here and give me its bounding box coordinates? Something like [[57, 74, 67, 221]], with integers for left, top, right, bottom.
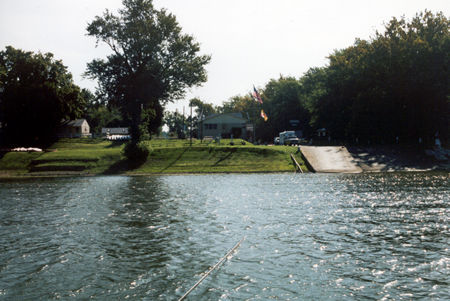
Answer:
[[85, 0, 210, 147], [299, 67, 328, 131], [189, 97, 216, 119], [0, 46, 86, 146], [164, 111, 186, 138], [84, 90, 126, 135], [305, 11, 449, 145], [260, 76, 310, 142], [217, 78, 311, 143], [185, 97, 216, 137]]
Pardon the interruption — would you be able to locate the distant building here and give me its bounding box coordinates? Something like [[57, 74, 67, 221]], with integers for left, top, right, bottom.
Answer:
[[198, 112, 253, 140], [57, 119, 91, 138], [101, 127, 130, 140], [101, 127, 129, 136]]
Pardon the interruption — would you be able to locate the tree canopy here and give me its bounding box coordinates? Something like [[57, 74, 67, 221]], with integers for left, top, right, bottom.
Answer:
[[85, 0, 211, 143], [307, 11, 449, 145], [0, 46, 86, 146], [218, 11, 449, 146]]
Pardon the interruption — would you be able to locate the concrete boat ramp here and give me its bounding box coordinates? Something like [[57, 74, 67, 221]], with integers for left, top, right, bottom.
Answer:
[[300, 146, 363, 173]]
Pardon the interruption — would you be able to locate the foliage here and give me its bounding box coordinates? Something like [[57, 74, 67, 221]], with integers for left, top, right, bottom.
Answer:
[[189, 97, 216, 119], [217, 11, 449, 146], [216, 78, 310, 143], [82, 88, 127, 135], [259, 76, 310, 142], [164, 111, 187, 138], [85, 0, 211, 143], [123, 140, 150, 162], [85, 104, 126, 135], [307, 11, 449, 145], [0, 46, 86, 146]]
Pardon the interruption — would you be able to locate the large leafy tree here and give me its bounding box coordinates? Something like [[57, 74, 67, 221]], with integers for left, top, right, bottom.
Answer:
[[306, 11, 449, 145], [0, 46, 85, 146], [260, 76, 311, 141], [85, 0, 210, 144]]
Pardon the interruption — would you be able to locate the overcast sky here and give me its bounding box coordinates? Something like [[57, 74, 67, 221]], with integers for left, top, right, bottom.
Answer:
[[1, 0, 448, 112]]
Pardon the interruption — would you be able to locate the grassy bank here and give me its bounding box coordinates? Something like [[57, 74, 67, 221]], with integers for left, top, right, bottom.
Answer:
[[0, 138, 307, 176]]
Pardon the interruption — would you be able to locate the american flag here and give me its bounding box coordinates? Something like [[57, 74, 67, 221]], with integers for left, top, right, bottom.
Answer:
[[252, 85, 263, 104]]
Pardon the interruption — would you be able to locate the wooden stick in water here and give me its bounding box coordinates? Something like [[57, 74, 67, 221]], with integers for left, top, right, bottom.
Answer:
[[178, 237, 245, 301]]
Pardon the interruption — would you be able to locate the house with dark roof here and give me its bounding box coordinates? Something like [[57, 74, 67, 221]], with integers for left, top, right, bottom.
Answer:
[[101, 127, 130, 140], [101, 127, 129, 136], [57, 119, 91, 138], [198, 112, 253, 140]]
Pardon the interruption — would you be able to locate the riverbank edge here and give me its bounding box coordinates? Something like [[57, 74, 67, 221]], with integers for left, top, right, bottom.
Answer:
[[0, 170, 305, 179], [1, 140, 448, 178], [0, 139, 309, 176], [1, 164, 448, 179]]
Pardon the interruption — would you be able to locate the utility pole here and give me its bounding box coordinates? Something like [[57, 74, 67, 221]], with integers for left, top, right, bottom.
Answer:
[[190, 104, 193, 146], [183, 106, 185, 139]]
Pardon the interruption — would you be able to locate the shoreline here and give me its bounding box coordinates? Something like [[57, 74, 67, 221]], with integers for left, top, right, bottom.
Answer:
[[1, 167, 448, 179], [1, 140, 448, 178]]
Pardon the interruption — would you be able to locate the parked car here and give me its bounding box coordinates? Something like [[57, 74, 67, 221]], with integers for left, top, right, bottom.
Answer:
[[299, 138, 309, 145], [279, 131, 300, 145]]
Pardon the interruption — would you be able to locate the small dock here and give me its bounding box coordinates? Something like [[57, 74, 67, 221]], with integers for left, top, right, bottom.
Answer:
[[300, 146, 362, 173]]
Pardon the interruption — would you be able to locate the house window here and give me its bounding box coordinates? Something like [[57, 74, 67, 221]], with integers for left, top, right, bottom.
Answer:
[[205, 124, 217, 130]]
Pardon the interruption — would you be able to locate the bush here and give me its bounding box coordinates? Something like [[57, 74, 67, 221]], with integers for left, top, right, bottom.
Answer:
[[123, 141, 150, 162]]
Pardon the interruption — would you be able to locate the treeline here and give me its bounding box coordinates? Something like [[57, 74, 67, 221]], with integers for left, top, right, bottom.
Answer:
[[0, 0, 210, 149], [1, 9, 448, 148], [192, 11, 448, 146], [0, 46, 87, 146], [0, 46, 126, 146]]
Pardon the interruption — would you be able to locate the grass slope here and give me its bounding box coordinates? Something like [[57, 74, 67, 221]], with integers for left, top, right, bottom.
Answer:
[[0, 138, 307, 176]]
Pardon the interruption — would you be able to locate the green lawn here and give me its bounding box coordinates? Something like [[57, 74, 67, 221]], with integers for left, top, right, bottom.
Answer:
[[0, 138, 308, 176]]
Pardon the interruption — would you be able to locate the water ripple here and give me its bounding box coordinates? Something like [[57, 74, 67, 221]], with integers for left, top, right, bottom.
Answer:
[[0, 172, 448, 300]]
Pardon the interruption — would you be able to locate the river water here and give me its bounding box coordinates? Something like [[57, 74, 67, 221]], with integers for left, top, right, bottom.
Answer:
[[0, 173, 448, 300]]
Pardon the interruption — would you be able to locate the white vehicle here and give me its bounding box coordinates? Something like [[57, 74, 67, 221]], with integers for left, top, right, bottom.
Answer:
[[274, 137, 280, 145], [279, 131, 300, 145]]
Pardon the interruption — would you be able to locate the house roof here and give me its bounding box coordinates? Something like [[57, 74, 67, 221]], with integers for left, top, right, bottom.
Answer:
[[101, 127, 129, 134], [61, 119, 87, 127], [202, 112, 248, 122]]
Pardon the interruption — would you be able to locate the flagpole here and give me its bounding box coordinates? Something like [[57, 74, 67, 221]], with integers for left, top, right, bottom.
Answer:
[[251, 85, 267, 144], [249, 91, 256, 144]]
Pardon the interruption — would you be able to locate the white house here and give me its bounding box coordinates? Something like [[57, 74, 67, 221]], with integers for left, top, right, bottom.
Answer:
[[199, 112, 253, 140], [58, 119, 91, 138]]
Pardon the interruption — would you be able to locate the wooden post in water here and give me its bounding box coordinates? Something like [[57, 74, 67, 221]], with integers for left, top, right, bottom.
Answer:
[[290, 153, 303, 173], [178, 237, 245, 301]]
